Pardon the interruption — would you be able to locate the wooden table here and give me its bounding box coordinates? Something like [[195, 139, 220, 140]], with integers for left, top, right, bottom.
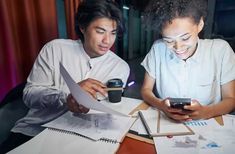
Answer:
[[116, 116, 223, 154], [117, 136, 156, 154]]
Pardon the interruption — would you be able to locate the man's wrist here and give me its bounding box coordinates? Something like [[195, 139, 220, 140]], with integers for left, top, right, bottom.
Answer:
[[59, 92, 69, 105]]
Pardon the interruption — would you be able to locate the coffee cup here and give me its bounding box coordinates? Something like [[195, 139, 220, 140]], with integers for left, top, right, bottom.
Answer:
[[107, 78, 123, 103]]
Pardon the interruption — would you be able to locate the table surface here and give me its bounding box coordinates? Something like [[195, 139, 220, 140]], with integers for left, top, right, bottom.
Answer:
[[117, 136, 156, 154], [116, 116, 223, 154]]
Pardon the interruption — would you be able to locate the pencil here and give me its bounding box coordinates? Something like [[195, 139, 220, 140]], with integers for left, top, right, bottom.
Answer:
[[104, 87, 123, 91], [138, 111, 152, 138]]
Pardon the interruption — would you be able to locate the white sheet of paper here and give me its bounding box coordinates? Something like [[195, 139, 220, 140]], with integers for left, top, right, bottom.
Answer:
[[159, 112, 190, 134], [223, 114, 235, 129], [43, 111, 136, 141], [8, 128, 120, 154], [60, 63, 127, 117], [99, 97, 142, 115], [154, 135, 200, 154], [153, 117, 234, 154], [154, 133, 223, 154]]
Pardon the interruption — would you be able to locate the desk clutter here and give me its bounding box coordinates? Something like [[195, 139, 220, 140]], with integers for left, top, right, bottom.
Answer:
[[7, 97, 142, 154], [6, 66, 235, 154], [129, 108, 235, 154], [7, 99, 235, 154], [153, 115, 235, 154], [43, 111, 135, 142]]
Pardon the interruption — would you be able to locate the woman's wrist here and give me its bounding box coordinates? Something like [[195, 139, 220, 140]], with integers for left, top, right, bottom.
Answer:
[[203, 105, 214, 119], [153, 97, 165, 110]]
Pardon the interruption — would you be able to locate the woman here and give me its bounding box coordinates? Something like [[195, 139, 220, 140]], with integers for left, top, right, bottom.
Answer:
[[141, 0, 235, 122]]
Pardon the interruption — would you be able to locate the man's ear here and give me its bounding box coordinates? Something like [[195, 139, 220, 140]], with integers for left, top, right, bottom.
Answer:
[[80, 27, 85, 34], [198, 18, 204, 33]]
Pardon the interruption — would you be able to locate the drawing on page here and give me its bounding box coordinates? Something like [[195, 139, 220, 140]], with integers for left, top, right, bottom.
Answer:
[[199, 134, 221, 149], [171, 134, 221, 150], [72, 113, 117, 133], [185, 121, 208, 126], [43, 111, 135, 141], [173, 136, 198, 148], [202, 141, 220, 149]]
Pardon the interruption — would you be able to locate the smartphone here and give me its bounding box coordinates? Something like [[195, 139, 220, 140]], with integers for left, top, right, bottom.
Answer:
[[169, 98, 191, 109]]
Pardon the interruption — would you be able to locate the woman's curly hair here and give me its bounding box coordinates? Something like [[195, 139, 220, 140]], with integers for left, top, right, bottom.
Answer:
[[144, 0, 207, 34]]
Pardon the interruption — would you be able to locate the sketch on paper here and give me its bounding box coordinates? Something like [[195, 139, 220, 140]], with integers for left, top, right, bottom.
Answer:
[[173, 136, 198, 148]]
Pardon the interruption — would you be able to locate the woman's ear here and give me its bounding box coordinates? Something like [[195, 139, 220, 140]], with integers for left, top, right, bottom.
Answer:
[[198, 18, 204, 33]]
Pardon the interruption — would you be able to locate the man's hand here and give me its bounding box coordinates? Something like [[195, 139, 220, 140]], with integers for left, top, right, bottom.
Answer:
[[66, 78, 107, 113], [78, 78, 107, 99], [66, 94, 89, 113]]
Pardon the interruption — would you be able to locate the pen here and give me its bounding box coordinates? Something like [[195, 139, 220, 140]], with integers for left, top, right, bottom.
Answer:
[[104, 87, 124, 91], [138, 111, 152, 138]]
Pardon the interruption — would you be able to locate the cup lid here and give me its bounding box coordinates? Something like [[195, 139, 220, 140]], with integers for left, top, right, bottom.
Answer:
[[107, 78, 123, 87]]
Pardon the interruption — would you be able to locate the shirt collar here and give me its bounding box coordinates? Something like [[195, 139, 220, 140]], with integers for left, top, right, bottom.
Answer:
[[80, 42, 110, 67], [167, 37, 201, 64], [189, 38, 201, 63]]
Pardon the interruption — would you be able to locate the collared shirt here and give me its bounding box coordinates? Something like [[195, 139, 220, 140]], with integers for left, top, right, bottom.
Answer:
[[141, 38, 235, 105], [12, 39, 130, 136]]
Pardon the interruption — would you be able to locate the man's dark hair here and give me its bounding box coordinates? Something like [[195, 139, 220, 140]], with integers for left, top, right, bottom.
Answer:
[[75, 0, 123, 42], [144, 0, 207, 34]]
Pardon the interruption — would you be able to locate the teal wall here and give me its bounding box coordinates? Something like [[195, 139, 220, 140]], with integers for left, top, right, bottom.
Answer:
[[56, 0, 67, 38]]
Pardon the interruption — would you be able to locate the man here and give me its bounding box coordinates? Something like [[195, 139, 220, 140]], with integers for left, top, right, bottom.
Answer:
[[0, 0, 129, 153]]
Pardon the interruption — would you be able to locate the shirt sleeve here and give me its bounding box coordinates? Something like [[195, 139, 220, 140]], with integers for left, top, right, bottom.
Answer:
[[120, 63, 130, 87], [220, 40, 235, 84], [141, 44, 157, 79], [23, 42, 68, 109]]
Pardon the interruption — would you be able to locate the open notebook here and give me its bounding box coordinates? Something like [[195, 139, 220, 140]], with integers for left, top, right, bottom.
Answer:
[[8, 97, 143, 154], [138, 109, 194, 137], [8, 128, 120, 154], [43, 110, 136, 142]]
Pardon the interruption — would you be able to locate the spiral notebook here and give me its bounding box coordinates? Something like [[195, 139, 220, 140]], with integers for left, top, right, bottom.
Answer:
[[42, 110, 136, 143], [8, 128, 120, 154], [8, 98, 143, 154]]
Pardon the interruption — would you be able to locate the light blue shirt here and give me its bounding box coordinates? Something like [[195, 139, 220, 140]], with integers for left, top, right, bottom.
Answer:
[[141, 39, 235, 105]]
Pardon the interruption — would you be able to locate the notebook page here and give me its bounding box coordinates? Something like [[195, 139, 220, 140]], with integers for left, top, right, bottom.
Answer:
[[159, 112, 191, 134], [99, 97, 142, 115], [140, 110, 192, 136], [8, 128, 120, 154], [43, 111, 136, 142], [139, 109, 159, 134]]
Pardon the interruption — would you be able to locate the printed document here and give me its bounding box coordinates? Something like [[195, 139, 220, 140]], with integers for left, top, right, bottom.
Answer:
[[60, 63, 127, 117], [43, 111, 136, 141]]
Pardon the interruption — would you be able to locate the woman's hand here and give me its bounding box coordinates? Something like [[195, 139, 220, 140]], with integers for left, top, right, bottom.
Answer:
[[161, 98, 192, 122], [184, 99, 209, 120]]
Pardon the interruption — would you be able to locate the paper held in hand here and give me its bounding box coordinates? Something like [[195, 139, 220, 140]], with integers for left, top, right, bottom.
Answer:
[[59, 63, 128, 117]]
